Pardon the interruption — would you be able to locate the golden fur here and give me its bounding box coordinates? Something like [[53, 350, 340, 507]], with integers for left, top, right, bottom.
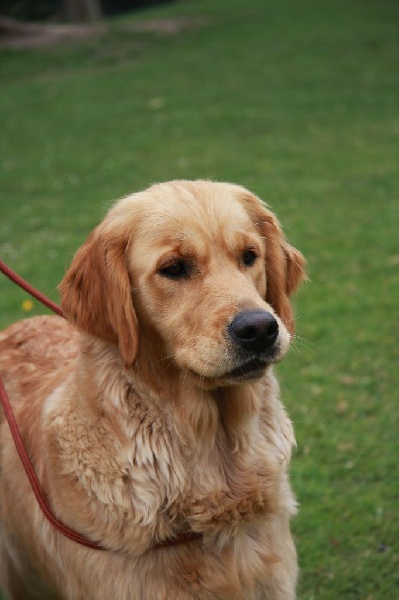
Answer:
[[0, 181, 306, 600]]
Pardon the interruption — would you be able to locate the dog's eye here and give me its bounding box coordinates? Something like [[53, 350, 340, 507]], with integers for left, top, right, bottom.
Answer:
[[242, 249, 258, 267], [159, 260, 189, 280]]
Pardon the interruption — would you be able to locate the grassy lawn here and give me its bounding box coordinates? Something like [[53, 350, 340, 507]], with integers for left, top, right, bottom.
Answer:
[[0, 0, 398, 597]]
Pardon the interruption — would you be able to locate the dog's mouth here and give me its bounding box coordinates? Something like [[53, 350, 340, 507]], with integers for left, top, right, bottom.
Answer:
[[187, 357, 269, 388], [225, 356, 272, 380], [185, 345, 281, 388]]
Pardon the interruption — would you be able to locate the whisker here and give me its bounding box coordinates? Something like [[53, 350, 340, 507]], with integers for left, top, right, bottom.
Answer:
[[288, 335, 318, 366], [155, 336, 201, 365], [291, 334, 318, 355], [155, 354, 175, 365], [159, 358, 174, 376], [158, 336, 202, 383]]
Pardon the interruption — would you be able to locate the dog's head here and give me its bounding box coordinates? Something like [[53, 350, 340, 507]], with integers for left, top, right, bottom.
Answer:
[[60, 181, 306, 387]]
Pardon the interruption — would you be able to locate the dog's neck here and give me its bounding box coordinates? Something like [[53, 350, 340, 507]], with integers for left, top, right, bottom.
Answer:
[[75, 334, 276, 452]]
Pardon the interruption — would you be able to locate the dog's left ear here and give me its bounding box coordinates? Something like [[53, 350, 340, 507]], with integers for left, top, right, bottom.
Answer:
[[241, 192, 307, 335]]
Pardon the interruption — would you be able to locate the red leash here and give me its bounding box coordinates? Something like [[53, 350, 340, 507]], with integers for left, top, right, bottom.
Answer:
[[0, 258, 201, 552], [0, 376, 105, 550], [0, 259, 104, 550], [0, 259, 63, 317]]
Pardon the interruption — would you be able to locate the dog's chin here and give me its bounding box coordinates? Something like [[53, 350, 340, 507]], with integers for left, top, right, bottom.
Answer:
[[223, 358, 271, 382], [186, 353, 280, 389]]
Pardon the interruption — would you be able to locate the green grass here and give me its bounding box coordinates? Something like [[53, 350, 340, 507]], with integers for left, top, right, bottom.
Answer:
[[1, 0, 398, 597]]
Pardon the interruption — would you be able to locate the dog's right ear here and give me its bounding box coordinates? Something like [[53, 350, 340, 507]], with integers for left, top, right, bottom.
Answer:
[[59, 226, 138, 368]]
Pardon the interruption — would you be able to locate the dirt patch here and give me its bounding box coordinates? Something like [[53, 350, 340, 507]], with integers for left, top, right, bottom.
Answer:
[[0, 15, 207, 49], [0, 17, 105, 48], [127, 16, 207, 35]]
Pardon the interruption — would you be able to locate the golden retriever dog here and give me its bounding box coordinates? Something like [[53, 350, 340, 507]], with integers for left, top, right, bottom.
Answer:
[[0, 180, 306, 600]]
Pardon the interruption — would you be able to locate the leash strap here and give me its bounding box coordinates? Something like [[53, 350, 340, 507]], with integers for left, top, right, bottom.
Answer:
[[0, 258, 103, 548], [0, 259, 63, 317], [0, 258, 202, 552], [0, 376, 105, 550]]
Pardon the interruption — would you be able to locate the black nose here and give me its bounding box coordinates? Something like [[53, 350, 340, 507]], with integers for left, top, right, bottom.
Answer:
[[228, 310, 279, 354]]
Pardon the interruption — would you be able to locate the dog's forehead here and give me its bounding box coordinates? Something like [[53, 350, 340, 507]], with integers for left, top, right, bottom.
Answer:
[[134, 184, 256, 247]]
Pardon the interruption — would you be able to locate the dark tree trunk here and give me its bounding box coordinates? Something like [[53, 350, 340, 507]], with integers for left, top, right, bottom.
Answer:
[[62, 0, 103, 22]]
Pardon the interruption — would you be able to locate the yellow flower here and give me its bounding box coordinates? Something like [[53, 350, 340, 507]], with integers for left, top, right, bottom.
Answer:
[[22, 299, 34, 312]]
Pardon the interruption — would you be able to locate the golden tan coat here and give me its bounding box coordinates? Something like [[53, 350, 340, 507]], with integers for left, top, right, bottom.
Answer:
[[0, 181, 306, 599]]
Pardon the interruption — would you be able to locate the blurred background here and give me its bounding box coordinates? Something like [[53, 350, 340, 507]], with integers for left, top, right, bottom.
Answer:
[[0, 0, 398, 598]]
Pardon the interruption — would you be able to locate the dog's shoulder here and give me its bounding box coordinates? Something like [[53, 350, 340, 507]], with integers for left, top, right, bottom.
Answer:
[[0, 315, 77, 360], [0, 316, 78, 404]]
